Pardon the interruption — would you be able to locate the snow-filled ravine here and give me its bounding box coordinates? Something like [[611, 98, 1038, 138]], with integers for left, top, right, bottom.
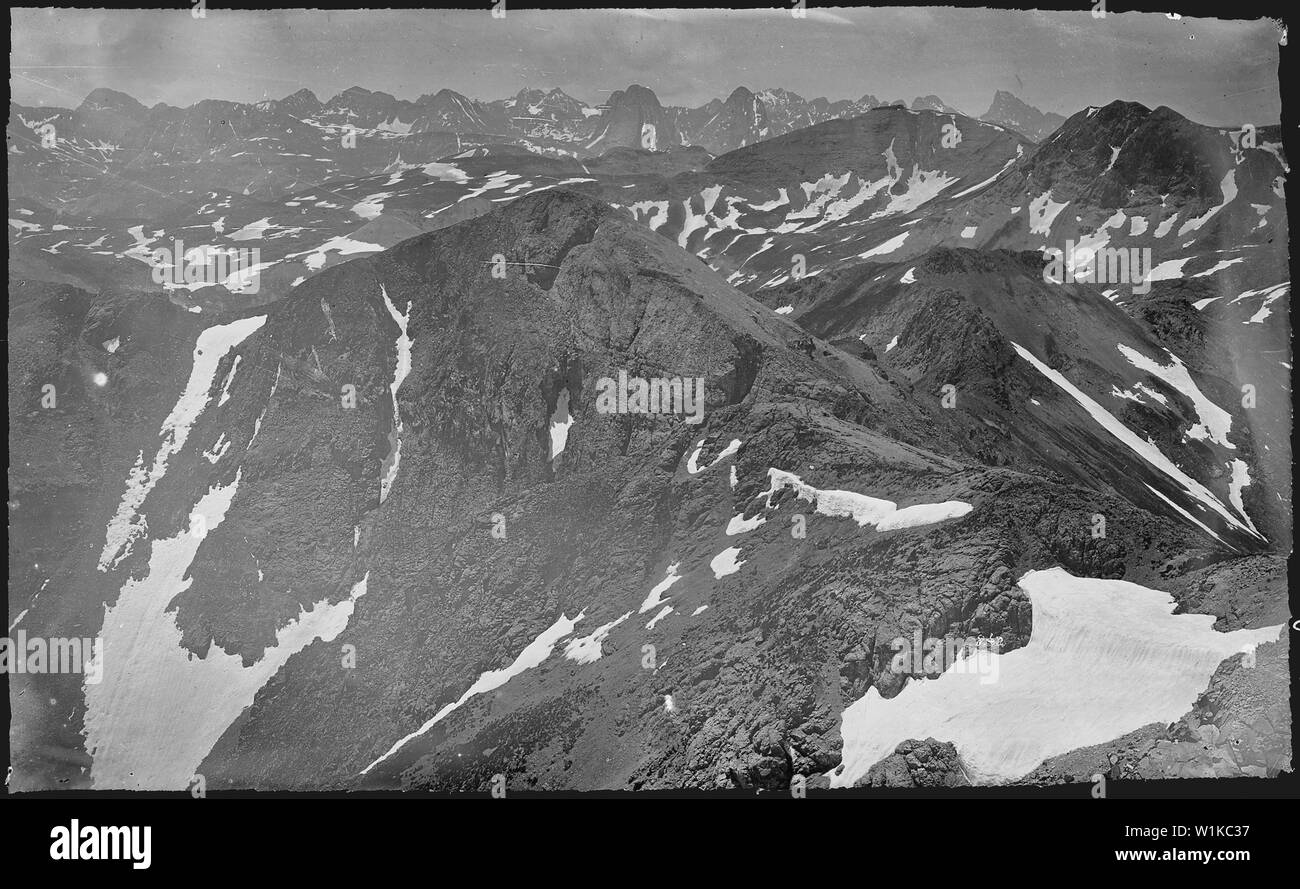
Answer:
[[829, 567, 1283, 787], [98, 315, 266, 570], [379, 284, 412, 504], [84, 315, 371, 789], [1011, 342, 1260, 542], [86, 481, 369, 789], [362, 611, 584, 775]]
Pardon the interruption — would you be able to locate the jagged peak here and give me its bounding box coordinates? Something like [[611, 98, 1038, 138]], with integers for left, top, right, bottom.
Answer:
[[280, 87, 320, 104]]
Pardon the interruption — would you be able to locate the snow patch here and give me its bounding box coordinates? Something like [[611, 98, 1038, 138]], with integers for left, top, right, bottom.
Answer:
[[856, 231, 909, 259], [726, 512, 766, 535], [686, 438, 742, 475], [1177, 172, 1236, 237], [564, 612, 632, 664], [758, 468, 972, 532], [379, 286, 412, 504], [1116, 345, 1234, 448], [640, 563, 681, 614], [710, 547, 745, 578], [645, 605, 674, 630], [1028, 191, 1069, 236], [548, 389, 574, 461]]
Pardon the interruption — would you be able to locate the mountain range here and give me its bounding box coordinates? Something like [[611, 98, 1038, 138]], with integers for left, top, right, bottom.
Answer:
[[8, 83, 1069, 212], [7, 78, 1290, 793]]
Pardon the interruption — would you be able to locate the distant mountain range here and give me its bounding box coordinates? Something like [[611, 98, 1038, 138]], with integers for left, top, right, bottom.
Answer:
[[9, 83, 1071, 202]]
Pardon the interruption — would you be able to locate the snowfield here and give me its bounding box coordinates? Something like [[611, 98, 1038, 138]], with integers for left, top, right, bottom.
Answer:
[[830, 567, 1283, 787]]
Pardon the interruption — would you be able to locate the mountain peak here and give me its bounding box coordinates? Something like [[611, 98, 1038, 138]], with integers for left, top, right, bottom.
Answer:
[[78, 88, 145, 114], [618, 84, 662, 106], [980, 90, 1067, 142], [1071, 99, 1158, 127], [278, 88, 321, 112], [989, 89, 1020, 104], [416, 87, 475, 107], [911, 94, 962, 114], [725, 85, 756, 104], [281, 87, 319, 103]]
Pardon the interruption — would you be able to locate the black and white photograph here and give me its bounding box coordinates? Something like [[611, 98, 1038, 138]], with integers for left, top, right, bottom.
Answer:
[[4, 0, 1295, 861]]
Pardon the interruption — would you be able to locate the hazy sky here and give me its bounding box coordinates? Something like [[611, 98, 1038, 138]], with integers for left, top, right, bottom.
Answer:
[[10, 7, 1284, 126]]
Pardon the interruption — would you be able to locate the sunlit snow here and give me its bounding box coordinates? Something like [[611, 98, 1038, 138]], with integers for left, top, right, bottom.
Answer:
[[758, 468, 972, 532], [830, 567, 1282, 787], [639, 563, 681, 614], [710, 546, 745, 578]]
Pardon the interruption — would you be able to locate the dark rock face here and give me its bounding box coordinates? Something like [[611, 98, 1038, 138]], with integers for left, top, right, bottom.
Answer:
[[584, 85, 683, 153], [677, 87, 770, 155]]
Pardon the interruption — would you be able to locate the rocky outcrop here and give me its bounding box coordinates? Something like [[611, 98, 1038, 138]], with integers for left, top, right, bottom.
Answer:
[[860, 738, 971, 787]]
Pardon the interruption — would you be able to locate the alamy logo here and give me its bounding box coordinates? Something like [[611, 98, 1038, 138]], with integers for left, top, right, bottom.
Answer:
[[1043, 242, 1152, 294], [595, 370, 706, 424], [50, 820, 151, 869], [151, 240, 263, 293], [1, 631, 102, 684]]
